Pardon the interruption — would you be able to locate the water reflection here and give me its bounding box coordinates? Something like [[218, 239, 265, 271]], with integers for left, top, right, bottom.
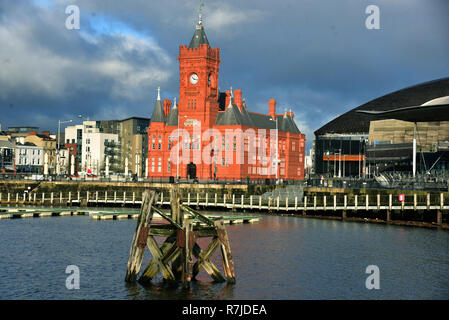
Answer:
[[1, 214, 448, 299], [125, 280, 234, 300]]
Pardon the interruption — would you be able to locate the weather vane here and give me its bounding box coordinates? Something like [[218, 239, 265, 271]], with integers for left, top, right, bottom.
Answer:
[[199, 0, 204, 23]]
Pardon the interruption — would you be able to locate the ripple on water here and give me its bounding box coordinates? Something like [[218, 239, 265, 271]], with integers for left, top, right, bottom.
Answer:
[[0, 214, 448, 299]]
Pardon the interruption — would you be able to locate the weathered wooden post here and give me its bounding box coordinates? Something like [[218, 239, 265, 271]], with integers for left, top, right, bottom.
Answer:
[[437, 193, 443, 226], [303, 196, 307, 216], [125, 190, 157, 282], [127, 189, 236, 287], [387, 194, 392, 223]]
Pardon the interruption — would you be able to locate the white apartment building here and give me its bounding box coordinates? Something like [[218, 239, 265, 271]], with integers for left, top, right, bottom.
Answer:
[[81, 121, 119, 175], [15, 142, 43, 173]]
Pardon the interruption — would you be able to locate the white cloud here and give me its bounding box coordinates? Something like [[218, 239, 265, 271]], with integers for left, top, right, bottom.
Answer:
[[204, 3, 265, 33], [0, 3, 173, 102]]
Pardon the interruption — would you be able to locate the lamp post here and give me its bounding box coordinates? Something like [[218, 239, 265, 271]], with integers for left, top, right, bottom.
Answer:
[[338, 149, 342, 178], [177, 111, 187, 181], [57, 119, 72, 176], [269, 117, 280, 185], [276, 118, 279, 184]]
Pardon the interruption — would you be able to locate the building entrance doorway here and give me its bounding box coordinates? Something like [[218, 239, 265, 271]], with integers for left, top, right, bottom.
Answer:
[[187, 162, 197, 179]]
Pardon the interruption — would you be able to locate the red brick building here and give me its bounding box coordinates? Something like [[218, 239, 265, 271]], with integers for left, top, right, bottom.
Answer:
[[147, 15, 305, 181]]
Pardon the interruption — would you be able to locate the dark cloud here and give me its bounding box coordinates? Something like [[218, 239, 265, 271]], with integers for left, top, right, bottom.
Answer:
[[1, 0, 448, 151]]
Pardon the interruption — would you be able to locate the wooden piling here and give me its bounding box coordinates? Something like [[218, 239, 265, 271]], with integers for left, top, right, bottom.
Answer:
[[127, 189, 236, 287], [125, 190, 157, 282]]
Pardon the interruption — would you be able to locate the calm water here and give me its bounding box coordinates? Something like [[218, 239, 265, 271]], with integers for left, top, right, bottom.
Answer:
[[0, 213, 448, 300]]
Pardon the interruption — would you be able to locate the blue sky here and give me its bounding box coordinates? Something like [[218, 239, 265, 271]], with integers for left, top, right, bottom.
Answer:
[[1, 0, 448, 152]]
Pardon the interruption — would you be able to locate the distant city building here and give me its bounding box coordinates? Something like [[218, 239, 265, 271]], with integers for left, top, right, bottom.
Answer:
[[120, 117, 150, 177], [80, 121, 119, 175], [7, 126, 39, 134], [24, 131, 57, 174], [0, 140, 16, 172], [65, 118, 149, 176], [65, 124, 84, 174], [0, 131, 10, 142], [15, 142, 43, 174]]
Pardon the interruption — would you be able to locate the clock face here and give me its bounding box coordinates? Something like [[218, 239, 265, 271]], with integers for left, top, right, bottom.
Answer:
[[190, 73, 199, 85]]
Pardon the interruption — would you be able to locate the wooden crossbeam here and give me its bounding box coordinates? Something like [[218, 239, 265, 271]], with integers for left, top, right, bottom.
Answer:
[[146, 235, 176, 281], [192, 238, 225, 283], [152, 206, 182, 229], [138, 233, 177, 285], [180, 204, 214, 226]]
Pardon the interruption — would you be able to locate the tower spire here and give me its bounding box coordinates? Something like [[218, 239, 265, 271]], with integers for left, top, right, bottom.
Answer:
[[157, 87, 161, 100], [189, 0, 209, 48]]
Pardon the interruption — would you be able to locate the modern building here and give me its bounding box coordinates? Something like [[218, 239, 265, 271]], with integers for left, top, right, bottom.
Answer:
[[65, 121, 121, 175], [120, 117, 150, 176], [146, 13, 305, 181], [313, 77, 449, 177], [79, 121, 120, 175], [65, 124, 83, 174]]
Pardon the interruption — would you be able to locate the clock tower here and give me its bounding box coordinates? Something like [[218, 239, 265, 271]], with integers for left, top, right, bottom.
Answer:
[[177, 12, 221, 128]]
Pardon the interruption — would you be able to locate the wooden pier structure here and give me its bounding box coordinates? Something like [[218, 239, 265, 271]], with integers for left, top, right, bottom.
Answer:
[[125, 190, 236, 287], [0, 190, 447, 226]]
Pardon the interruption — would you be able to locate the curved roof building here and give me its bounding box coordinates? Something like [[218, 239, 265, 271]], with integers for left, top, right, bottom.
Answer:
[[315, 77, 449, 136], [313, 77, 449, 177]]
